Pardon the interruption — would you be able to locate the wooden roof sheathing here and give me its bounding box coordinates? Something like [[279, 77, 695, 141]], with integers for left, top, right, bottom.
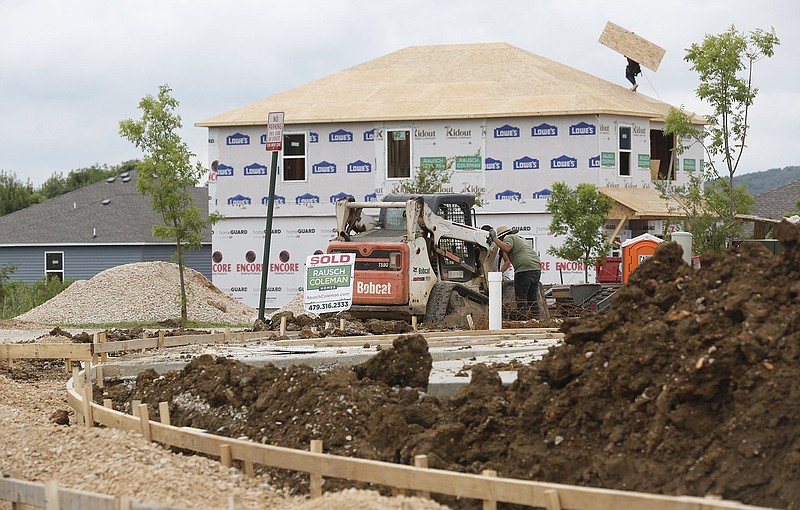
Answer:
[[197, 42, 684, 127], [598, 187, 686, 220], [598, 21, 666, 72]]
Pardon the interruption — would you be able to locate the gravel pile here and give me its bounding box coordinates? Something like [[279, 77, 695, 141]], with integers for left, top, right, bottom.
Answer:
[[16, 262, 257, 325]]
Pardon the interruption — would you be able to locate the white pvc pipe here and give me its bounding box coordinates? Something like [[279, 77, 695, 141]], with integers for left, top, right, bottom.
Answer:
[[671, 231, 693, 265], [488, 272, 503, 331]]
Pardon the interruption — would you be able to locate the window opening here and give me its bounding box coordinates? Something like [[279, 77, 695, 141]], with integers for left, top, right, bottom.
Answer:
[[283, 133, 306, 181], [619, 126, 632, 176], [45, 251, 64, 282], [387, 130, 411, 178]]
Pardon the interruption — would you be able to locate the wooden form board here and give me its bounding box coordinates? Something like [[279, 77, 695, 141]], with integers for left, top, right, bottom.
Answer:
[[599, 21, 666, 72], [1, 342, 92, 360], [66, 381, 775, 510]]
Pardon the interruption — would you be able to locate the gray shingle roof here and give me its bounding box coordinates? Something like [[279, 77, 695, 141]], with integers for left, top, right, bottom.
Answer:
[[752, 179, 800, 220], [0, 171, 211, 245]]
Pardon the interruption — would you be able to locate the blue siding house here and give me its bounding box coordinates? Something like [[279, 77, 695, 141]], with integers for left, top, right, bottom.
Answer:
[[0, 171, 212, 284]]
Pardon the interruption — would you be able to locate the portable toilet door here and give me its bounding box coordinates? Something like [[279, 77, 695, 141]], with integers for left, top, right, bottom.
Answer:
[[621, 233, 664, 283]]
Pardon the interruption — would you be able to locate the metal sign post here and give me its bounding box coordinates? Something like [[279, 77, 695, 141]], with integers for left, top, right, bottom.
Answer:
[[258, 112, 285, 321]]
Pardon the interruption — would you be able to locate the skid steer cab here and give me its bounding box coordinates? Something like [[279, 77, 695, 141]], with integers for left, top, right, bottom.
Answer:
[[326, 194, 498, 326]]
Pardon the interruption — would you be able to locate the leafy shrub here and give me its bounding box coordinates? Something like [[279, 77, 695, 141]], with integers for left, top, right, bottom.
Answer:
[[0, 277, 73, 320]]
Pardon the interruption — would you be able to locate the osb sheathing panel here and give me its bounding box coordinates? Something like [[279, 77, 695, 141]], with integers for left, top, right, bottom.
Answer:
[[598, 21, 666, 72], [197, 42, 687, 127]]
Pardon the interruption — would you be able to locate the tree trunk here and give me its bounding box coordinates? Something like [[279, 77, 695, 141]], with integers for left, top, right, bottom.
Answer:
[[176, 242, 187, 322]]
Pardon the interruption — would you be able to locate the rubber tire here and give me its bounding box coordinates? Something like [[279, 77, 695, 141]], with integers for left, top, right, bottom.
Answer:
[[422, 282, 457, 324]]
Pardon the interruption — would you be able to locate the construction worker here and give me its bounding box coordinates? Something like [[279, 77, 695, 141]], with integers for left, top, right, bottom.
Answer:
[[626, 56, 641, 92], [490, 225, 541, 319]]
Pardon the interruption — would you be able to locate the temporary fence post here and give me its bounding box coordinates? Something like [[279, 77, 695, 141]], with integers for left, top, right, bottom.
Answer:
[[309, 439, 323, 498], [482, 469, 498, 510]]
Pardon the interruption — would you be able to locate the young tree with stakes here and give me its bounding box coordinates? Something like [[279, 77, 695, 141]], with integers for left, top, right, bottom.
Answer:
[[119, 84, 221, 322]]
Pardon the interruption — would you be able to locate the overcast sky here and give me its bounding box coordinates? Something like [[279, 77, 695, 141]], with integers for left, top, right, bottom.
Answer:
[[2, 0, 798, 187]]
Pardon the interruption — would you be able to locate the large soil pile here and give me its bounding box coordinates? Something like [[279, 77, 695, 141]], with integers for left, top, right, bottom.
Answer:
[[16, 261, 257, 325], [103, 222, 800, 509]]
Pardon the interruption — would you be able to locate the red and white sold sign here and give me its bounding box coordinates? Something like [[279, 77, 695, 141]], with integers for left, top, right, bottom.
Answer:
[[265, 112, 284, 151]]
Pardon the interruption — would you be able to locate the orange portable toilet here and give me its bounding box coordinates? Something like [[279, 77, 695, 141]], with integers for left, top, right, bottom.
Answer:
[[621, 233, 663, 283]]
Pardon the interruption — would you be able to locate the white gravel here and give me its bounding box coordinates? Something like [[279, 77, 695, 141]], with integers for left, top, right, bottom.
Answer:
[[15, 262, 258, 325]]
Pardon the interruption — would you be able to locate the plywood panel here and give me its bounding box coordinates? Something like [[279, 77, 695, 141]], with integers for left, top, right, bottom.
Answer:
[[599, 21, 666, 72]]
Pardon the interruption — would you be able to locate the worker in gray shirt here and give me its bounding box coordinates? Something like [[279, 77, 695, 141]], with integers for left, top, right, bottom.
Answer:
[[490, 225, 542, 319]]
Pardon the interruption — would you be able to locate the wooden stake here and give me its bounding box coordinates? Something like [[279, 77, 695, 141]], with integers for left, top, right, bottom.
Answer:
[[131, 399, 141, 418], [279, 316, 287, 336], [117, 495, 131, 510], [228, 494, 243, 510], [411, 316, 418, 331], [4, 338, 13, 369], [467, 314, 475, 330], [244, 460, 255, 477], [544, 489, 562, 510], [220, 444, 232, 468], [103, 399, 112, 408], [82, 383, 93, 428], [141, 330, 148, 353], [224, 327, 230, 342], [65, 359, 72, 374], [99, 331, 108, 362], [157, 330, 164, 350], [44, 479, 59, 510], [96, 365, 104, 389], [159, 402, 172, 450], [309, 439, 323, 498], [138, 404, 151, 442], [72, 367, 81, 390], [339, 318, 345, 330], [414, 455, 430, 498], [482, 469, 498, 510]]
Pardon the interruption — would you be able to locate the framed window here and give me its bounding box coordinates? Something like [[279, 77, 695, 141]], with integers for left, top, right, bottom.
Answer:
[[618, 126, 632, 176], [386, 129, 411, 179], [283, 133, 306, 181], [45, 251, 64, 282]]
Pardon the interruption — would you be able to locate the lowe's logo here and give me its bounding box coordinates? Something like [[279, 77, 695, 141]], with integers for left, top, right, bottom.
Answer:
[[329, 129, 353, 142], [533, 188, 552, 199], [309, 132, 319, 143], [532, 123, 558, 137], [494, 124, 520, 138], [347, 160, 372, 173], [589, 155, 601, 168], [495, 189, 522, 201], [330, 192, 354, 203], [244, 163, 268, 176], [262, 195, 286, 205], [312, 161, 337, 174], [295, 193, 320, 205], [363, 129, 376, 142], [226, 133, 250, 145], [569, 122, 596, 136], [513, 156, 539, 170], [227, 194, 252, 206], [551, 155, 577, 169], [217, 164, 234, 177], [364, 192, 378, 202], [485, 157, 502, 171]]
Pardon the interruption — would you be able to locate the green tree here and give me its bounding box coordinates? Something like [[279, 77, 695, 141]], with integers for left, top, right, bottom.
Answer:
[[546, 182, 614, 282], [119, 84, 221, 322], [41, 162, 138, 199], [665, 25, 779, 241], [0, 171, 36, 216]]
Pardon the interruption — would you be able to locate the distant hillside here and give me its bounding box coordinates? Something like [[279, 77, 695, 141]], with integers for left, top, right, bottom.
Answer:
[[732, 165, 800, 196]]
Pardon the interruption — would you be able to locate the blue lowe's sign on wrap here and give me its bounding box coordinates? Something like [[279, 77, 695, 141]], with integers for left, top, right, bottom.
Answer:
[[495, 190, 522, 201], [493, 124, 520, 138], [569, 122, 596, 136], [513, 156, 539, 170], [365, 193, 378, 202], [330, 192, 355, 203], [262, 195, 286, 205], [551, 155, 577, 169], [217, 164, 234, 177], [347, 160, 372, 173], [226, 133, 250, 146], [312, 161, 337, 174], [244, 163, 268, 176], [589, 155, 601, 168], [532, 123, 558, 137], [485, 157, 502, 171], [296, 193, 320, 205], [329, 129, 353, 143], [363, 129, 377, 142], [227, 194, 252, 206], [309, 132, 319, 143], [533, 188, 552, 199]]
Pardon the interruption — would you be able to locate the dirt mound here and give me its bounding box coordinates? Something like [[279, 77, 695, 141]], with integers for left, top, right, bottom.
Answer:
[[16, 262, 257, 325], [102, 221, 800, 509]]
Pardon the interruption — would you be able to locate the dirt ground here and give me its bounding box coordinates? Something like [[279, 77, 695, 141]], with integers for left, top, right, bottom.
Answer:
[[97, 222, 800, 509]]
